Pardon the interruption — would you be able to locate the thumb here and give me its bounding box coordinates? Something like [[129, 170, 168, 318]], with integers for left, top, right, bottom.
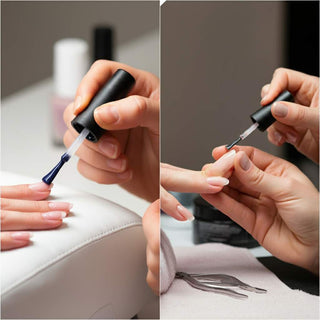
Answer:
[[271, 101, 319, 131], [234, 151, 285, 199]]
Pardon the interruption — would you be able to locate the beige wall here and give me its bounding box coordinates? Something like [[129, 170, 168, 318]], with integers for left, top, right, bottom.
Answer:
[[161, 1, 284, 169], [1, 1, 159, 97]]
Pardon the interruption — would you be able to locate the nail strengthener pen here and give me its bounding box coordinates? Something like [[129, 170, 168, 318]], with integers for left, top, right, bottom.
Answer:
[[226, 91, 293, 150], [42, 69, 135, 185]]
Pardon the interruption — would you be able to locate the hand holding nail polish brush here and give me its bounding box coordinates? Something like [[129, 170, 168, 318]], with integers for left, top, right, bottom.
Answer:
[[226, 91, 293, 150], [42, 69, 135, 185]]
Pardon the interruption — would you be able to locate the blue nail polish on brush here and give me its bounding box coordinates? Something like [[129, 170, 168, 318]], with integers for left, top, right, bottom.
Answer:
[[41, 69, 136, 185]]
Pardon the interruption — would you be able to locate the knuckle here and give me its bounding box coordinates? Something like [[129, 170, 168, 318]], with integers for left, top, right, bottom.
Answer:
[[132, 95, 147, 118], [0, 199, 9, 210], [250, 169, 264, 186], [0, 211, 7, 225], [296, 107, 306, 122], [273, 67, 285, 77], [91, 59, 108, 70]]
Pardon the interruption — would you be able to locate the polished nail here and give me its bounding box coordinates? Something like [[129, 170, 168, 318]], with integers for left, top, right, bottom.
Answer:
[[99, 140, 118, 158], [206, 176, 229, 186], [11, 232, 33, 240], [73, 96, 82, 113], [273, 102, 288, 117], [95, 105, 119, 124], [239, 153, 251, 171], [177, 205, 194, 221], [205, 150, 236, 176], [106, 158, 126, 171], [48, 202, 73, 211], [273, 130, 284, 144], [117, 170, 132, 180], [286, 132, 297, 144], [29, 182, 52, 191], [42, 211, 67, 220]]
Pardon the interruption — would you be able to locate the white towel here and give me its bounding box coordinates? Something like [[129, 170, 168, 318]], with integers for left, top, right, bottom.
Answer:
[[161, 243, 319, 319]]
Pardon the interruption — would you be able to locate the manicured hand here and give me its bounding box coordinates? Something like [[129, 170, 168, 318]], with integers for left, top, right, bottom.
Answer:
[[1, 182, 72, 250], [64, 60, 159, 202], [202, 145, 319, 274], [261, 68, 319, 163]]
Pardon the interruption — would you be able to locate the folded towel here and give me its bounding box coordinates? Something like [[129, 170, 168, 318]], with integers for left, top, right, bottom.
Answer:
[[161, 243, 319, 319], [160, 231, 176, 294]]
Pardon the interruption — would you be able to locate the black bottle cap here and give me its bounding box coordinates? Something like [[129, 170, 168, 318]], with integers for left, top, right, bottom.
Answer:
[[71, 69, 135, 142], [250, 91, 293, 131], [94, 26, 113, 61]]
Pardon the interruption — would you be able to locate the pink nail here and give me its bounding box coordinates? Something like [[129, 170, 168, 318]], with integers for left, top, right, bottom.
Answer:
[[98, 140, 118, 158], [106, 158, 126, 171], [177, 205, 194, 221], [48, 202, 73, 211], [42, 211, 67, 220], [206, 176, 229, 186], [29, 182, 52, 191], [117, 170, 132, 180], [11, 232, 33, 240], [273, 130, 284, 144], [286, 132, 297, 144], [205, 150, 236, 176]]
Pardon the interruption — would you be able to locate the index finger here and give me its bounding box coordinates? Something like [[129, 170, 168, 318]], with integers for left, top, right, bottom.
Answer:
[[262, 68, 318, 106], [74, 60, 159, 115]]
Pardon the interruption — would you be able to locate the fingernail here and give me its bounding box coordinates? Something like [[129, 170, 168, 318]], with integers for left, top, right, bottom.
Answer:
[[106, 158, 126, 171], [117, 170, 132, 180], [206, 176, 229, 186], [273, 130, 284, 144], [261, 95, 268, 103], [11, 232, 33, 240], [73, 96, 82, 113], [239, 153, 251, 171], [177, 205, 194, 221], [205, 150, 236, 176], [261, 85, 270, 99], [95, 105, 119, 124], [98, 140, 118, 158], [286, 132, 297, 144], [29, 182, 52, 191], [48, 202, 73, 211], [42, 211, 67, 220], [273, 102, 288, 117]]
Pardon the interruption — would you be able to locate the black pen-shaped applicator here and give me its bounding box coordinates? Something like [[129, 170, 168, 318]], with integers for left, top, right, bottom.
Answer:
[[42, 69, 135, 185], [226, 91, 293, 150]]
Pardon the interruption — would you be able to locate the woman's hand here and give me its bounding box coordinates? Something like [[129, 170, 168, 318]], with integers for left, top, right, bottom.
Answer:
[[63, 60, 159, 202], [202, 146, 319, 274], [1, 182, 72, 250], [160, 150, 235, 221], [261, 68, 319, 163], [142, 200, 160, 295]]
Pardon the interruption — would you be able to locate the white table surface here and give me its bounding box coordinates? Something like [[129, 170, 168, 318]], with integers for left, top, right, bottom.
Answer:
[[1, 79, 150, 217]]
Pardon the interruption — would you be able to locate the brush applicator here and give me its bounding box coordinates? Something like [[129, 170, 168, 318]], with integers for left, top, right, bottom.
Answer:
[[226, 91, 293, 150]]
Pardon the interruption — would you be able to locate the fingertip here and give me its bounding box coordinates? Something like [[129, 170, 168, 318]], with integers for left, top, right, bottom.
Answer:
[[212, 145, 227, 160]]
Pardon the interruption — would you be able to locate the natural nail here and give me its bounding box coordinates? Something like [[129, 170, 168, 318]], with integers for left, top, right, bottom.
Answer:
[[117, 170, 132, 180], [98, 140, 118, 158], [42, 211, 67, 220], [29, 182, 52, 191], [48, 202, 73, 211], [286, 132, 297, 144], [11, 232, 33, 240], [273, 102, 288, 117], [106, 158, 126, 171], [204, 150, 236, 176], [95, 105, 119, 124], [206, 176, 229, 186], [239, 153, 251, 171], [273, 130, 284, 144], [177, 205, 194, 221]]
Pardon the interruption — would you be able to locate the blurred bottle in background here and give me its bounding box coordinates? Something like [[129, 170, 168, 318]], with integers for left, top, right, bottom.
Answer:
[[51, 38, 89, 145], [93, 26, 113, 62]]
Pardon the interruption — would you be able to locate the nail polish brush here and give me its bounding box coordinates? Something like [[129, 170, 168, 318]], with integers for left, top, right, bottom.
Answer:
[[42, 69, 135, 185], [226, 90, 293, 150]]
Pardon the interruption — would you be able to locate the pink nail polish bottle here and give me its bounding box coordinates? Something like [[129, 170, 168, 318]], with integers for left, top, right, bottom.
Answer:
[[51, 39, 89, 145]]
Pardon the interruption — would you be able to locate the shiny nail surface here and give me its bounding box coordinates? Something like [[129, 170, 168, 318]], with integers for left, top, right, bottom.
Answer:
[[273, 102, 288, 117], [29, 182, 52, 191], [106, 159, 126, 171], [48, 202, 73, 211], [239, 153, 251, 171], [177, 205, 194, 221], [11, 232, 33, 240], [205, 150, 236, 176], [42, 211, 67, 220], [206, 176, 229, 186]]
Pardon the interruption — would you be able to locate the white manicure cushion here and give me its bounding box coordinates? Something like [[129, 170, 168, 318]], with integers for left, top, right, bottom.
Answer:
[[1, 172, 153, 319]]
